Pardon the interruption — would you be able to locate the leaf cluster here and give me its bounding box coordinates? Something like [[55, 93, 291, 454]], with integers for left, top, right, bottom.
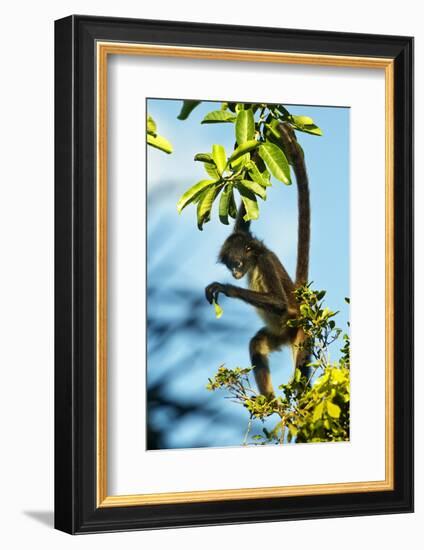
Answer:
[[176, 102, 323, 230]]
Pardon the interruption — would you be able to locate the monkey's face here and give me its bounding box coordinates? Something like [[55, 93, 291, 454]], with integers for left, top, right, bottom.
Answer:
[[227, 256, 247, 279], [218, 232, 258, 279]]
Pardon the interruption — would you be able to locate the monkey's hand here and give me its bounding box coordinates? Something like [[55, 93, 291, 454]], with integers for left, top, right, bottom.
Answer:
[[205, 282, 228, 304]]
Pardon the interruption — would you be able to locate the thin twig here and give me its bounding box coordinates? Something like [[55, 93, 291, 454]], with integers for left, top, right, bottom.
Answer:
[[243, 416, 253, 445]]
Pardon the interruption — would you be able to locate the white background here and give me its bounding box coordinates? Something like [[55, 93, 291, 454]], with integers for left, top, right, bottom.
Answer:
[[108, 57, 386, 495], [0, 1, 420, 548]]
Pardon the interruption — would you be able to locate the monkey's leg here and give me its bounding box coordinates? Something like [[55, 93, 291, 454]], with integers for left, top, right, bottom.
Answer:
[[249, 328, 286, 398]]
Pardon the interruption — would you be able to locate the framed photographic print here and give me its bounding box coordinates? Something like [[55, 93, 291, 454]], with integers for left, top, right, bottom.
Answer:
[[54, 15, 414, 534]]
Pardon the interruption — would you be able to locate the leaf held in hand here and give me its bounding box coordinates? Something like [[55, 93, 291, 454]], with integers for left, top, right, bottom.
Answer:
[[213, 299, 223, 319]]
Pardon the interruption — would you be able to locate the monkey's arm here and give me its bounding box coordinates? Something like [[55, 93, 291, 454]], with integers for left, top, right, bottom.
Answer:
[[205, 255, 290, 315], [206, 284, 287, 315]]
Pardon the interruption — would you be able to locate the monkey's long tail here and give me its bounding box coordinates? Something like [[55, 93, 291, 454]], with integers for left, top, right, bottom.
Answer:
[[278, 123, 312, 385]]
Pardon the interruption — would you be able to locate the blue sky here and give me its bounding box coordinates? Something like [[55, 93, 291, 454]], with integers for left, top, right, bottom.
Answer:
[[146, 99, 349, 449]]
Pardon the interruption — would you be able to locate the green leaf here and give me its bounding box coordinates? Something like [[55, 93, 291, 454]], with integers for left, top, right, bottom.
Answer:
[[194, 153, 220, 179], [177, 179, 217, 213], [201, 110, 236, 124], [212, 144, 227, 174], [219, 185, 234, 225], [289, 116, 323, 136], [313, 401, 324, 423], [316, 290, 326, 300], [259, 142, 291, 184], [147, 115, 157, 135], [331, 369, 345, 384], [194, 153, 214, 164], [327, 401, 341, 419], [238, 186, 259, 221], [228, 190, 238, 219], [213, 299, 223, 319], [288, 423, 298, 437], [248, 162, 271, 187], [204, 163, 220, 180], [300, 125, 323, 136], [230, 153, 250, 171], [228, 140, 259, 163], [197, 185, 221, 230], [147, 133, 173, 154], [300, 304, 310, 316], [177, 100, 201, 120], [235, 108, 255, 145], [264, 122, 280, 140], [291, 115, 314, 126], [238, 179, 266, 200]]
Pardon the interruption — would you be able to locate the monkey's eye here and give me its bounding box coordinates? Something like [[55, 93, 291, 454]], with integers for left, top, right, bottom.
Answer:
[[245, 245, 252, 252]]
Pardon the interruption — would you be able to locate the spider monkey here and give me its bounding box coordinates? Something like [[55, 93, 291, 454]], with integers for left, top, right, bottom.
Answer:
[[205, 122, 311, 398]]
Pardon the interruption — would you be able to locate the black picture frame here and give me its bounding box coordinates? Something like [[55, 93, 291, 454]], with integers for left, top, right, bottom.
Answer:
[[55, 15, 414, 534]]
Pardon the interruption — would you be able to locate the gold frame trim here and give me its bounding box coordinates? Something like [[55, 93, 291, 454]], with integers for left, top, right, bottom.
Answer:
[[96, 42, 395, 508]]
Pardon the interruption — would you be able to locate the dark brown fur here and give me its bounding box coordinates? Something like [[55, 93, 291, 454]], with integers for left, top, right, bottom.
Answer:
[[205, 123, 311, 397]]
